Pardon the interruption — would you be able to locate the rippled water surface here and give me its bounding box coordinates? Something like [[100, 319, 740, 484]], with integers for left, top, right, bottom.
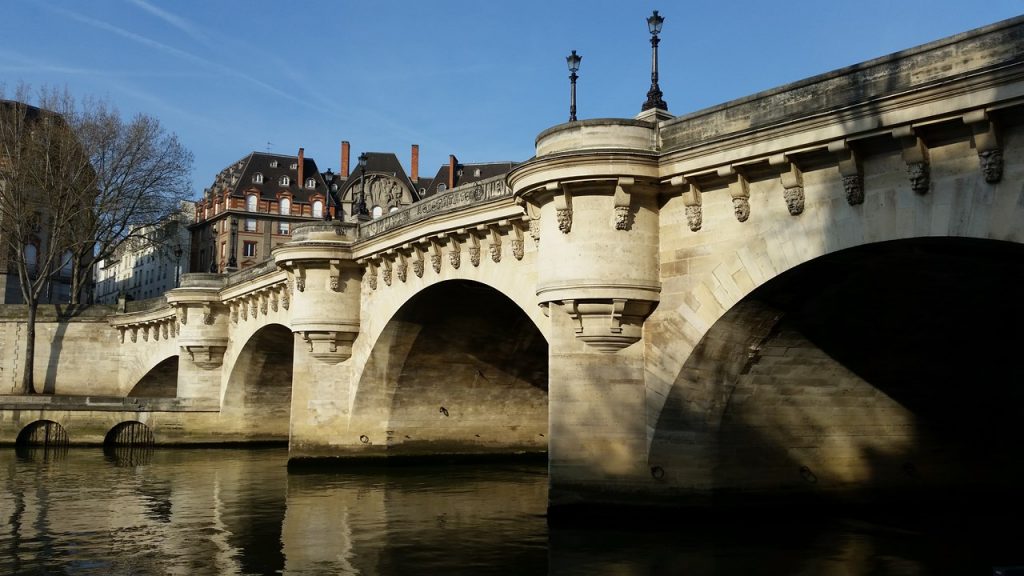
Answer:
[[0, 448, 1020, 575]]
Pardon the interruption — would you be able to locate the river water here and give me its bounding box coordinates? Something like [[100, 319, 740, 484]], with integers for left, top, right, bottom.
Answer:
[[0, 447, 1020, 575]]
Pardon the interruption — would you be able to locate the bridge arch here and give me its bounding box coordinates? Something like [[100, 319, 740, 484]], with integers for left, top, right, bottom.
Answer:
[[221, 322, 294, 441], [120, 337, 180, 397], [648, 236, 1024, 497], [349, 279, 549, 455], [16, 420, 70, 447]]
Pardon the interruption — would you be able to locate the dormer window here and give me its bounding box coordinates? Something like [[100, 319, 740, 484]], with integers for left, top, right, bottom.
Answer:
[[280, 175, 290, 186], [473, 168, 481, 178], [305, 177, 316, 189], [253, 172, 263, 184], [290, 163, 298, 170], [437, 183, 447, 193], [269, 160, 278, 168]]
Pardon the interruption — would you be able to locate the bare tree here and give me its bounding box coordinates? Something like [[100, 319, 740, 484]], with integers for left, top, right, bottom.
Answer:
[[0, 85, 193, 393]]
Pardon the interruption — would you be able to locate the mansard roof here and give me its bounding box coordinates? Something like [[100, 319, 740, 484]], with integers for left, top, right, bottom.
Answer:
[[422, 161, 516, 197], [203, 151, 326, 203], [337, 151, 420, 202]]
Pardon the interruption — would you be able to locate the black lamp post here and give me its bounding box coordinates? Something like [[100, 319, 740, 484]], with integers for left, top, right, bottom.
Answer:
[[566, 50, 581, 122], [641, 10, 668, 112], [323, 168, 334, 221], [228, 217, 238, 269], [173, 244, 183, 287], [356, 152, 369, 218]]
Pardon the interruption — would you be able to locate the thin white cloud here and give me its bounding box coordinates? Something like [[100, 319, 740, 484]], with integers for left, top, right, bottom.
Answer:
[[126, 0, 209, 45]]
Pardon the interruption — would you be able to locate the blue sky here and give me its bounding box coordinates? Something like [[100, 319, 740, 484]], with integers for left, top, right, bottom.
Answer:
[[2, 1, 1021, 198]]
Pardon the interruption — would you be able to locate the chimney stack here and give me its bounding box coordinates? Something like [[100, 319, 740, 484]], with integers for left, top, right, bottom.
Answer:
[[297, 147, 305, 187], [341, 140, 350, 177], [448, 154, 457, 190], [411, 144, 419, 183]]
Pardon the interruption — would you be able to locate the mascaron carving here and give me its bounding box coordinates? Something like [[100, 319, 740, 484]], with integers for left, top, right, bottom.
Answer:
[[412, 257, 424, 278], [614, 206, 630, 230], [431, 253, 442, 273], [684, 205, 702, 232], [489, 241, 501, 263], [449, 249, 461, 269], [907, 162, 930, 194], [784, 186, 805, 216], [512, 238, 524, 261], [979, 148, 1003, 183], [556, 208, 572, 233], [732, 197, 750, 222], [842, 174, 864, 206], [469, 245, 481, 267]]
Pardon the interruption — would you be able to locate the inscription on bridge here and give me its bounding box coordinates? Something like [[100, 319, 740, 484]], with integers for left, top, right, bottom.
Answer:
[[359, 176, 511, 238]]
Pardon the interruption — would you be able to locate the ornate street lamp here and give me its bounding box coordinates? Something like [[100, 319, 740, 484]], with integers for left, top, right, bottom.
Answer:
[[173, 244, 183, 287], [641, 10, 668, 112], [566, 50, 581, 122], [323, 168, 334, 221], [356, 152, 369, 218]]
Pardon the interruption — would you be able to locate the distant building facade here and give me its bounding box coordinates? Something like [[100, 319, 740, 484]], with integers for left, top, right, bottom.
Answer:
[[93, 203, 193, 304], [191, 149, 331, 273]]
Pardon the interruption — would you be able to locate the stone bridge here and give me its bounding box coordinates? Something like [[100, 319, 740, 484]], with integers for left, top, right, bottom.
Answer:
[[4, 17, 1024, 511]]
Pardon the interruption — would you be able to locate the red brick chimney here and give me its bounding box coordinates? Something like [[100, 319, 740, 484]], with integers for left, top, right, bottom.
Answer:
[[411, 144, 419, 183], [297, 147, 304, 187], [341, 141, 350, 177], [448, 154, 457, 189]]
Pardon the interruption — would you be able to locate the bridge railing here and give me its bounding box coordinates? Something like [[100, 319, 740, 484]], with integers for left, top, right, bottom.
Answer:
[[357, 174, 512, 239]]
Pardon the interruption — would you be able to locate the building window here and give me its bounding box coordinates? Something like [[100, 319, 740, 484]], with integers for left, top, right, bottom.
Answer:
[[24, 244, 37, 273], [279, 197, 290, 215], [312, 200, 323, 219], [245, 219, 256, 232], [305, 177, 316, 189], [220, 242, 226, 259], [243, 241, 257, 258], [269, 160, 278, 168], [280, 175, 290, 186], [246, 195, 257, 212], [253, 172, 263, 184], [278, 221, 290, 235], [290, 163, 297, 170]]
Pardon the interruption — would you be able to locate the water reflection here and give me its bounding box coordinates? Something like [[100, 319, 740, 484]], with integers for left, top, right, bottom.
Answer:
[[0, 449, 1020, 575]]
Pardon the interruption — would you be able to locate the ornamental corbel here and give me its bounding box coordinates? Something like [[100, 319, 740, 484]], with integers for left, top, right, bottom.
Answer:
[[468, 232, 481, 267], [511, 219, 526, 261], [893, 126, 930, 194], [681, 178, 703, 232], [292, 265, 307, 293], [118, 326, 126, 343], [395, 251, 408, 283], [429, 238, 443, 273], [364, 259, 379, 290], [162, 323, 169, 340], [963, 110, 1002, 183], [724, 167, 752, 222], [142, 325, 150, 342], [230, 302, 239, 323], [259, 293, 268, 316], [329, 259, 343, 292], [411, 245, 425, 278], [554, 183, 573, 234], [487, 226, 502, 263], [270, 289, 279, 312], [448, 234, 462, 269], [130, 327, 138, 343], [176, 305, 187, 326], [613, 177, 634, 230], [239, 299, 248, 321], [828, 140, 864, 205], [280, 284, 290, 310], [771, 155, 805, 215], [559, 298, 655, 353], [202, 303, 216, 325], [382, 257, 393, 286]]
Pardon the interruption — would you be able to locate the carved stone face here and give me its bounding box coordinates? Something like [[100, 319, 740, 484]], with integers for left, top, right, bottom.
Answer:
[[842, 175, 864, 206], [684, 205, 702, 232], [979, 148, 1003, 183], [556, 208, 572, 234], [732, 197, 750, 222], [614, 206, 630, 230], [907, 162, 929, 194], [784, 187, 804, 216]]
